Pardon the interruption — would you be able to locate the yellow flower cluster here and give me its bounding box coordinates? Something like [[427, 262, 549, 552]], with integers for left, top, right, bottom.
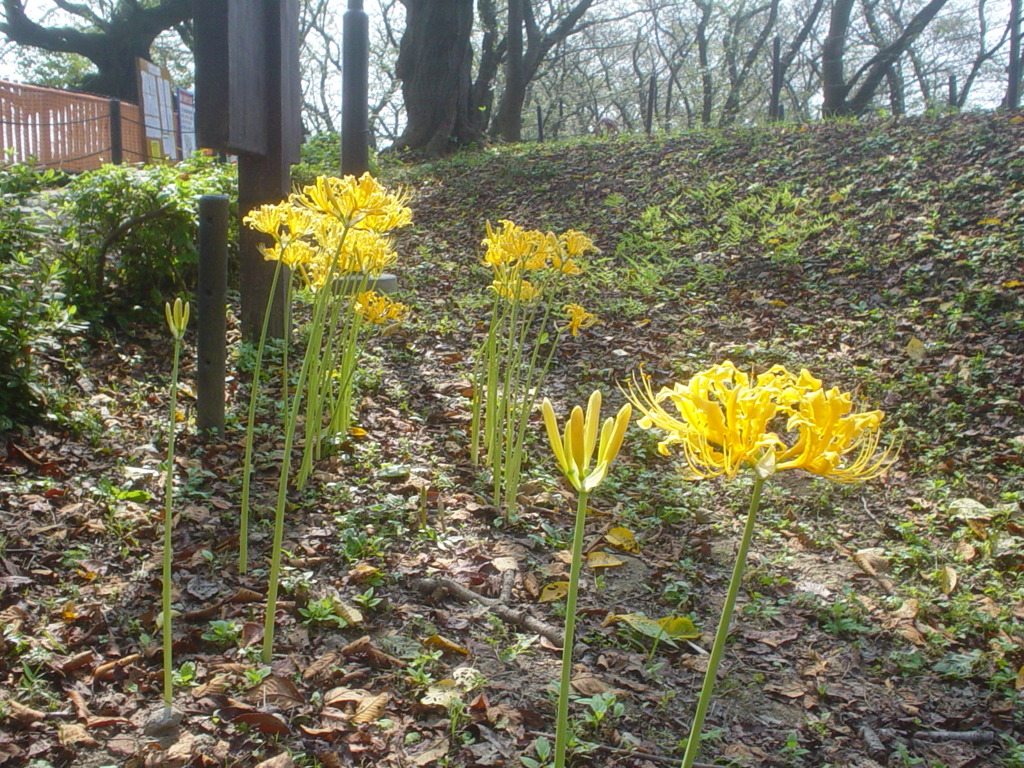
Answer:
[[627, 361, 896, 482], [481, 220, 596, 306], [243, 173, 411, 289], [354, 290, 410, 325]]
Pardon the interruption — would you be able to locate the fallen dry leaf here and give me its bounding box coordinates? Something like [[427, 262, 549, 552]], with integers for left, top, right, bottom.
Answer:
[[254, 754, 295, 768], [539, 581, 569, 602]]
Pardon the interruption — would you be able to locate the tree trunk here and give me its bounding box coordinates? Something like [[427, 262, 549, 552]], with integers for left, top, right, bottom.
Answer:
[[696, 0, 714, 126], [491, 0, 526, 141], [489, 0, 595, 143], [822, 0, 856, 117], [1009, 0, 1022, 110], [391, 0, 477, 156], [823, 0, 950, 117], [719, 0, 779, 126]]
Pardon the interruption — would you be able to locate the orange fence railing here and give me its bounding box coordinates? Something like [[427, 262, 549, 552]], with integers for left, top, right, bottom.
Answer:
[[0, 79, 147, 172]]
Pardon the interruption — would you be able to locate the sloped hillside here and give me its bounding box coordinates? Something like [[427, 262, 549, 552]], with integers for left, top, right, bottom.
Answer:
[[1, 113, 1022, 768]]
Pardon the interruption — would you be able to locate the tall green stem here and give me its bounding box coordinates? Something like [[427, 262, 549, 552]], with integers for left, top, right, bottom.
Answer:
[[263, 233, 349, 663], [239, 259, 284, 574], [162, 335, 182, 707], [554, 488, 589, 768], [680, 474, 765, 768]]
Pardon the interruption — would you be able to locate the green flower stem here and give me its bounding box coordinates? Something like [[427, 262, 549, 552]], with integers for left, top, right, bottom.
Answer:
[[262, 300, 325, 663], [471, 292, 506, 466], [162, 332, 183, 707], [680, 474, 765, 768], [554, 488, 589, 768], [263, 235, 348, 664], [503, 312, 558, 512], [240, 258, 284, 574], [497, 297, 542, 510]]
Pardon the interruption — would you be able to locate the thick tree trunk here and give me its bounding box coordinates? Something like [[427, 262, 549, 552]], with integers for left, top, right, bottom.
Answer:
[[391, 0, 477, 156], [490, 0, 525, 141], [822, 0, 856, 117]]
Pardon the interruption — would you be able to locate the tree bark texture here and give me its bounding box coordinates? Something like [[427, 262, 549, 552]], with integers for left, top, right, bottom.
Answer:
[[392, 0, 477, 156]]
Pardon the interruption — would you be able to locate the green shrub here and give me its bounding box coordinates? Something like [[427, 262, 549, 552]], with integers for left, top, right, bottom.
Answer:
[[0, 161, 65, 264], [292, 132, 380, 188], [0, 252, 83, 429], [58, 154, 237, 317]]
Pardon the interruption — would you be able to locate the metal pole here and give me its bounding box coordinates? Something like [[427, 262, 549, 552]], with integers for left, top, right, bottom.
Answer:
[[196, 195, 230, 436], [536, 104, 544, 142], [109, 99, 123, 164], [342, 0, 370, 176]]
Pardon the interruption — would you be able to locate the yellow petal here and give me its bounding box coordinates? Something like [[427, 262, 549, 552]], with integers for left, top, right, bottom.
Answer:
[[569, 406, 586, 476], [541, 399, 568, 476], [583, 390, 602, 469]]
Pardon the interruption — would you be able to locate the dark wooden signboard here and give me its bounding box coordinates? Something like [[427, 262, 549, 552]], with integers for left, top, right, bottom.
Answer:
[[194, 0, 301, 340]]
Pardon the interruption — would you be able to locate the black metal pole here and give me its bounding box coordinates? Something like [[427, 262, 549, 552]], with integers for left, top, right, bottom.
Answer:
[[536, 104, 544, 142], [196, 194, 230, 436], [342, 0, 370, 176], [109, 99, 123, 164]]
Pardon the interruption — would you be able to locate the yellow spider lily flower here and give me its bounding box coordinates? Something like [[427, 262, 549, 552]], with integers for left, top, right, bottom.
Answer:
[[243, 203, 290, 238], [560, 230, 597, 259], [297, 173, 411, 230], [542, 391, 631, 492], [354, 291, 410, 325], [563, 303, 598, 336], [490, 277, 540, 303], [626, 361, 896, 482], [164, 298, 190, 340]]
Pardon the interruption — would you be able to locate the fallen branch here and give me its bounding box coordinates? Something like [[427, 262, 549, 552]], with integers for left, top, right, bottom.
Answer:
[[412, 577, 563, 645], [911, 730, 996, 744]]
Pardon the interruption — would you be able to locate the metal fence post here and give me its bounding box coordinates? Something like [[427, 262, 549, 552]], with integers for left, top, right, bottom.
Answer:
[[342, 0, 369, 176], [196, 194, 230, 436]]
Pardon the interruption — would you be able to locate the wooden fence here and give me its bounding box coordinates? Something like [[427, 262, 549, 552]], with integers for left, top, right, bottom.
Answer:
[[0, 79, 147, 172]]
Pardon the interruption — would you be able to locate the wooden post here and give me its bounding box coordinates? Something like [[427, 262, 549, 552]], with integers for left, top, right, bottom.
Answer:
[[342, 0, 370, 177], [108, 99, 123, 164], [536, 104, 544, 142], [196, 195, 229, 435], [769, 36, 782, 121], [195, 0, 301, 342], [947, 74, 957, 108]]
